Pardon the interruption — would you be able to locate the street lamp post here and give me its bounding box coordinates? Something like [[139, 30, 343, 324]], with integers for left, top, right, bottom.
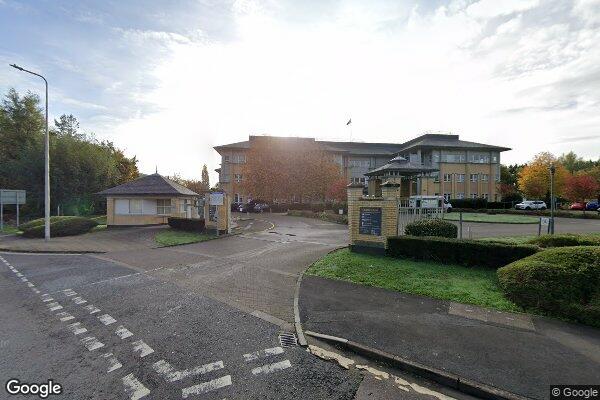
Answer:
[[549, 164, 555, 235], [10, 64, 50, 240]]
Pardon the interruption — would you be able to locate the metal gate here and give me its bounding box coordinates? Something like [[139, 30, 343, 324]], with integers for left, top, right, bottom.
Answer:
[[397, 199, 444, 235]]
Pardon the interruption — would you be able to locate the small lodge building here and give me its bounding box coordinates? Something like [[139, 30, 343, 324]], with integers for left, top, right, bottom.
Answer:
[[97, 173, 201, 226]]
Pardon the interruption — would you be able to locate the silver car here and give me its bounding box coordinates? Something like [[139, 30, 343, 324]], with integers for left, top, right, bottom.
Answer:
[[515, 200, 547, 210]]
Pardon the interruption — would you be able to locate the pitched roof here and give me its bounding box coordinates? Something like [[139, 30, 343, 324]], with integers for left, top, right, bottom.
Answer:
[[213, 140, 250, 151], [97, 174, 199, 197], [397, 134, 511, 152], [318, 141, 404, 155], [365, 155, 439, 176]]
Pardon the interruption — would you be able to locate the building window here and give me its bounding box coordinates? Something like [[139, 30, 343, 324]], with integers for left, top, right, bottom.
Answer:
[[351, 177, 366, 186], [348, 160, 370, 168], [156, 199, 172, 215], [444, 193, 451, 201], [234, 193, 243, 203], [469, 153, 490, 164], [481, 174, 489, 182], [470, 174, 478, 182], [471, 193, 478, 199], [235, 174, 243, 183], [231, 154, 246, 164], [482, 193, 489, 199], [457, 192, 465, 199], [457, 174, 465, 183], [129, 199, 143, 214], [492, 153, 499, 163], [441, 153, 466, 163], [432, 172, 440, 182], [223, 155, 230, 163], [443, 173, 452, 182]]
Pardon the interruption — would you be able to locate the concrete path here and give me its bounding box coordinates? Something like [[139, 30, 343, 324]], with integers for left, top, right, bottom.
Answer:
[[300, 276, 600, 399]]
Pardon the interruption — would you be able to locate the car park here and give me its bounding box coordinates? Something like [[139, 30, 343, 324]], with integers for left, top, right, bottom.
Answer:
[[239, 200, 270, 213], [515, 200, 547, 210], [569, 202, 586, 210], [585, 201, 599, 211]]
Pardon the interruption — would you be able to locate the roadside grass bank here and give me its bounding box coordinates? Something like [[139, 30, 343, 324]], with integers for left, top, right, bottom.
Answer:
[[444, 212, 538, 224], [155, 229, 216, 246], [0, 226, 19, 234], [306, 248, 520, 313], [479, 232, 600, 246]]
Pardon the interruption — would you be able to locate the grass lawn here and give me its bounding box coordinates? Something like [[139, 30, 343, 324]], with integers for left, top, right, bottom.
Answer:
[[0, 226, 19, 234], [90, 215, 107, 224], [307, 248, 521, 312], [478, 232, 600, 245], [444, 212, 538, 224], [155, 229, 216, 246]]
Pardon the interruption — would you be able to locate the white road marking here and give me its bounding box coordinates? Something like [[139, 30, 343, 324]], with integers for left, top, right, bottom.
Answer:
[[84, 304, 101, 314], [131, 340, 154, 357], [47, 302, 63, 311], [27, 282, 34, 287], [63, 289, 77, 296], [67, 322, 88, 335], [20, 277, 27, 282], [182, 375, 232, 398], [98, 314, 117, 325], [152, 360, 224, 382], [32, 288, 41, 294], [115, 325, 133, 339], [72, 296, 87, 305], [251, 359, 292, 375], [102, 353, 122, 373], [16, 273, 23, 277], [243, 347, 284, 362], [81, 336, 104, 351], [122, 374, 150, 400], [56, 312, 75, 322], [41, 297, 54, 302]]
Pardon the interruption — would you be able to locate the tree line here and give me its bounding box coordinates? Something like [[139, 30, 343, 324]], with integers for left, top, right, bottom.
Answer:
[[0, 89, 139, 217]]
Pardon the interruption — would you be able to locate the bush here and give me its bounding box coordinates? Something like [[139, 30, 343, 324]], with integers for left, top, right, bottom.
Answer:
[[21, 217, 98, 238], [498, 247, 600, 327], [405, 219, 457, 238], [167, 217, 205, 232], [527, 234, 600, 248], [387, 236, 538, 268], [19, 216, 79, 231]]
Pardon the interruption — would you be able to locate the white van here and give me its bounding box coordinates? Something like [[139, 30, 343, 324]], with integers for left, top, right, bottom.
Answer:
[[408, 195, 452, 212]]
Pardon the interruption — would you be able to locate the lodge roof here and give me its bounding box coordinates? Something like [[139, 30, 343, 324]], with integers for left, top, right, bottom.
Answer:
[[396, 134, 511, 153], [96, 173, 199, 197]]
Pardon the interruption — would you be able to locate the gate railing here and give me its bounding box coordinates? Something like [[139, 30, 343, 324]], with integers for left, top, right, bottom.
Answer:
[[397, 202, 445, 235]]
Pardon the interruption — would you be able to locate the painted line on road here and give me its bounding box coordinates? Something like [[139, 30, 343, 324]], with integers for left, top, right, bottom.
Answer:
[[131, 340, 154, 357], [122, 374, 150, 400], [102, 353, 122, 373], [16, 272, 23, 277], [81, 336, 105, 351], [47, 302, 63, 311], [67, 322, 88, 335], [32, 288, 41, 294], [152, 359, 224, 382], [56, 312, 75, 322], [243, 347, 284, 362], [72, 296, 87, 305], [251, 359, 292, 375], [63, 289, 77, 297], [98, 314, 117, 325], [27, 282, 35, 287], [181, 375, 232, 399], [41, 295, 54, 302], [20, 277, 28, 282], [84, 305, 101, 314], [115, 325, 133, 339]]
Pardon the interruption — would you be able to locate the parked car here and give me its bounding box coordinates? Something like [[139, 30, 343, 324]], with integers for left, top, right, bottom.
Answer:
[[408, 195, 452, 212], [230, 202, 241, 212], [569, 202, 586, 211], [515, 200, 547, 210], [585, 201, 599, 211], [239, 200, 270, 213]]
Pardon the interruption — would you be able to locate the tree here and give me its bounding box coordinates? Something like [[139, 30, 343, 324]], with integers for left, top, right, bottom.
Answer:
[[327, 177, 348, 203], [518, 152, 569, 199], [564, 174, 599, 204], [54, 114, 81, 137], [201, 164, 210, 191], [242, 137, 342, 202]]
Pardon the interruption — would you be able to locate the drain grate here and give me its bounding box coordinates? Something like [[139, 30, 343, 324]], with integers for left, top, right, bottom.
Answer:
[[278, 332, 298, 347]]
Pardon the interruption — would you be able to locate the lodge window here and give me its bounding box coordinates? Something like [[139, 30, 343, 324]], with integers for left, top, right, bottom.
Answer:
[[157, 199, 172, 215], [129, 199, 143, 214]]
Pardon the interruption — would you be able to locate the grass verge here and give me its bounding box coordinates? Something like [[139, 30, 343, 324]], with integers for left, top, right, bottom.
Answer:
[[307, 248, 520, 312], [444, 212, 538, 224], [155, 229, 216, 246], [0, 226, 19, 234], [479, 232, 600, 245]]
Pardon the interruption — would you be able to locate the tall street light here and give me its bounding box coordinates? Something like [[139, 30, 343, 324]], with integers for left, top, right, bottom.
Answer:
[[549, 164, 555, 235], [10, 63, 50, 240]]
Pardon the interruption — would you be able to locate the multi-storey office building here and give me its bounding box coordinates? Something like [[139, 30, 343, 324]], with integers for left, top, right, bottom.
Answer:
[[214, 134, 510, 203]]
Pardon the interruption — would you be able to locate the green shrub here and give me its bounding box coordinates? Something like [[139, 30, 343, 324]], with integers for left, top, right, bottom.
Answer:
[[527, 234, 600, 248], [19, 216, 79, 231], [21, 217, 98, 238], [498, 247, 600, 327], [167, 217, 205, 232], [387, 236, 538, 268], [405, 218, 457, 238]]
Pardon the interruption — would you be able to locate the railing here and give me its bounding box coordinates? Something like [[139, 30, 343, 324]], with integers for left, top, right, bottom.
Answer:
[[397, 201, 444, 235]]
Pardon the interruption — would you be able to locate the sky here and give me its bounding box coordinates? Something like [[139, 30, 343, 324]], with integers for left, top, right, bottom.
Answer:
[[1, 0, 599, 182]]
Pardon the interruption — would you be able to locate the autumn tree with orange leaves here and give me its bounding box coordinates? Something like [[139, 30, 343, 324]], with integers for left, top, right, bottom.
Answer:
[[564, 174, 599, 203], [518, 152, 569, 199], [242, 137, 342, 202]]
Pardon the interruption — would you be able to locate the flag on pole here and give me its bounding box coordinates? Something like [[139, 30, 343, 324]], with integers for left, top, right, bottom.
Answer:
[[346, 118, 352, 125]]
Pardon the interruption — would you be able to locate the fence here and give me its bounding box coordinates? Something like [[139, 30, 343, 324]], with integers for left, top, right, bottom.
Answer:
[[397, 199, 445, 235]]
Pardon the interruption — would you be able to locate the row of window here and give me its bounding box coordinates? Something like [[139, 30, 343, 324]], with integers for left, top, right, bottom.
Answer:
[[350, 177, 367, 185], [433, 173, 499, 183], [439, 193, 490, 200], [433, 152, 499, 164], [223, 154, 247, 164], [116, 199, 174, 215]]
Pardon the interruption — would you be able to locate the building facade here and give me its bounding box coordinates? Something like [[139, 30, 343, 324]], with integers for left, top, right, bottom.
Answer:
[[214, 134, 510, 203]]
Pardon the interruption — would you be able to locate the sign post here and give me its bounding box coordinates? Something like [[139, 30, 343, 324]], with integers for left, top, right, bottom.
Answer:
[[209, 192, 224, 236], [0, 189, 26, 231], [540, 217, 550, 235]]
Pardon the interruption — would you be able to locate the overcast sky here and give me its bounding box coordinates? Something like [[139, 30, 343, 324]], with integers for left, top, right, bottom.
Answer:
[[2, 0, 599, 182]]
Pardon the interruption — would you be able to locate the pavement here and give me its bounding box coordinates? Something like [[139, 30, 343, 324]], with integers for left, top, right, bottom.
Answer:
[[300, 276, 600, 400]]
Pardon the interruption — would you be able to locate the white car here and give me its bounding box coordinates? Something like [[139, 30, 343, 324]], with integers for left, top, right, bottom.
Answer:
[[408, 196, 452, 212], [515, 200, 547, 210]]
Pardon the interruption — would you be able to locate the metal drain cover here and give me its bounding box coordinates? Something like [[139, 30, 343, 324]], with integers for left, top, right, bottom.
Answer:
[[278, 332, 298, 347]]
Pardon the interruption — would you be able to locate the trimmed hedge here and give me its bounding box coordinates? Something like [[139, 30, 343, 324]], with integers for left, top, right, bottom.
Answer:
[[21, 217, 98, 238], [19, 216, 80, 231], [387, 235, 538, 268], [167, 217, 205, 232], [498, 247, 600, 327], [405, 219, 457, 238], [527, 234, 600, 248]]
